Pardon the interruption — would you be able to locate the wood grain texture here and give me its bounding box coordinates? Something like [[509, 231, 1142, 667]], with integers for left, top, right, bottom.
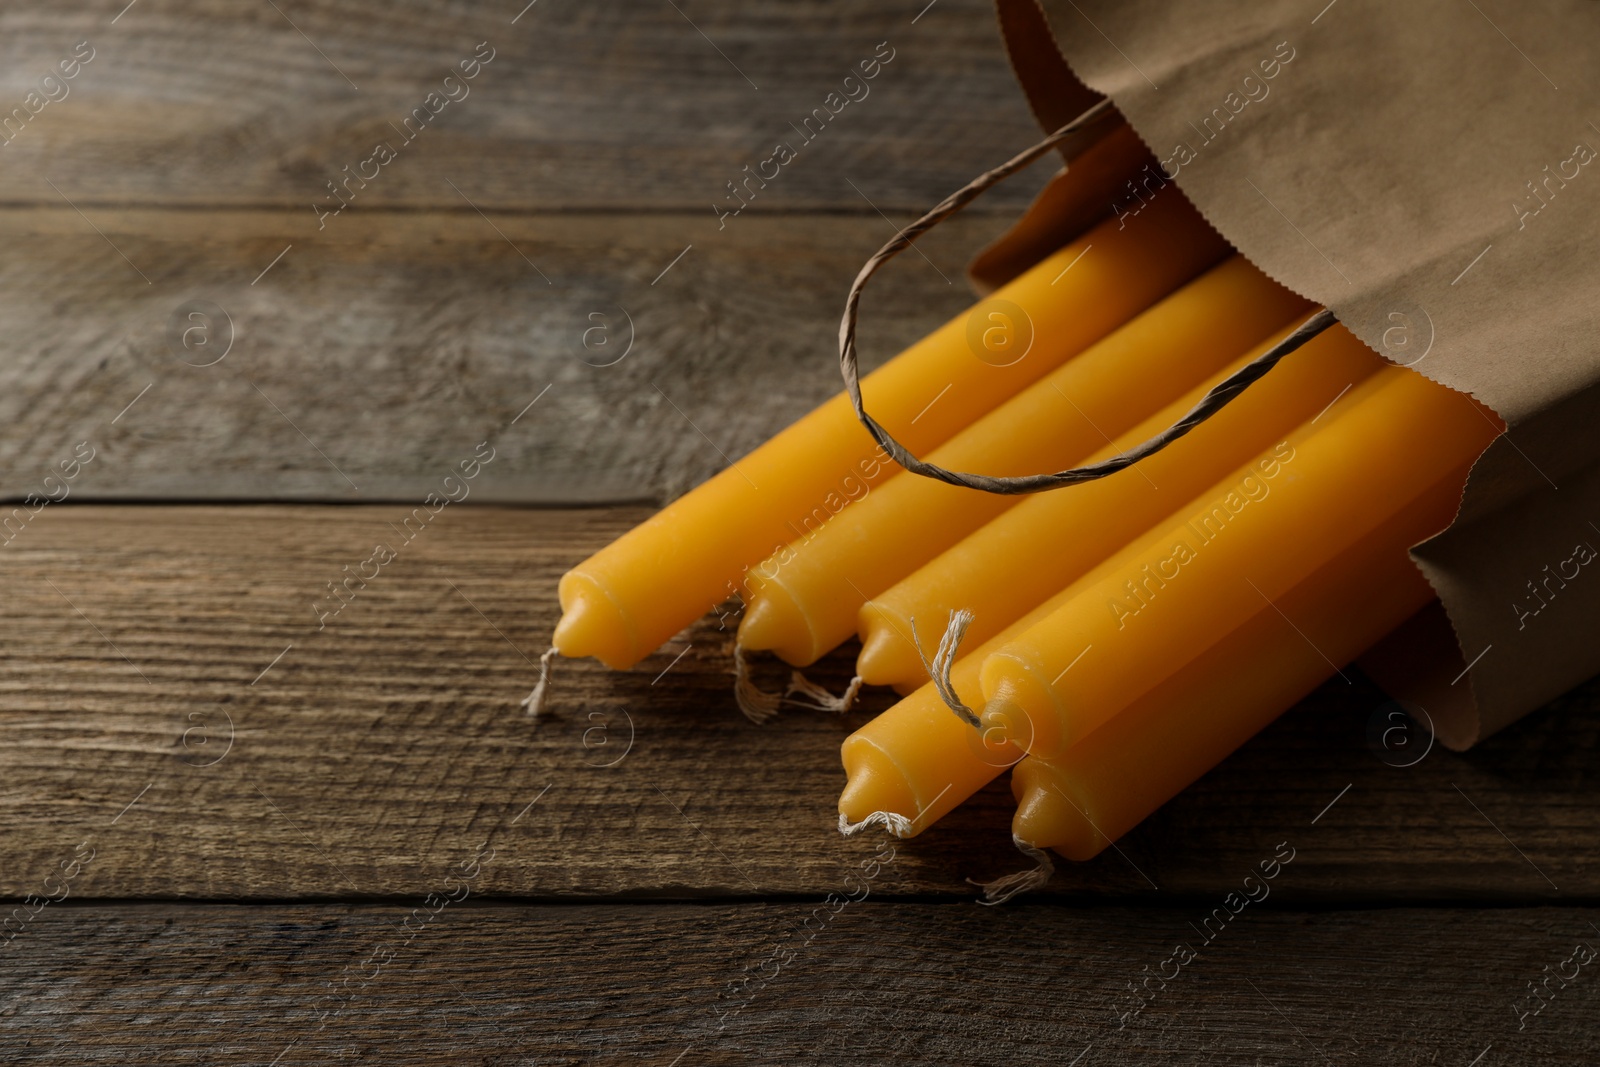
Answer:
[[0, 0, 1075, 508], [0, 208, 1022, 504], [5, 902, 1599, 1064], [0, 0, 1050, 213], [0, 0, 1070, 505], [8, 3, 1590, 1061], [3, 207, 1036, 508], [1, 505, 1596, 902]]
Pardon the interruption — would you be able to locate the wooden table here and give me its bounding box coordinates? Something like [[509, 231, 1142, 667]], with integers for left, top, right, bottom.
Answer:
[[3, 3, 1597, 1062]]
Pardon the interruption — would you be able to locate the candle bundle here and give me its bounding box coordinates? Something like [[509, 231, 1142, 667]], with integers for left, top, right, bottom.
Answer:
[[736, 254, 1309, 669], [549, 190, 1226, 672], [840, 344, 1497, 848], [545, 187, 1503, 881]]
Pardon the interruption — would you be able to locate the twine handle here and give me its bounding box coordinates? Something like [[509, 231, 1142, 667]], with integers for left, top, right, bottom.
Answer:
[[837, 98, 1338, 496]]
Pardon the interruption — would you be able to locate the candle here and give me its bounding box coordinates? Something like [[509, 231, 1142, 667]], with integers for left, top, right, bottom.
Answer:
[[856, 323, 1380, 692], [977, 362, 1503, 761], [737, 256, 1309, 667], [838, 324, 1378, 834], [1010, 465, 1471, 860], [553, 192, 1227, 669], [840, 601, 1036, 837]]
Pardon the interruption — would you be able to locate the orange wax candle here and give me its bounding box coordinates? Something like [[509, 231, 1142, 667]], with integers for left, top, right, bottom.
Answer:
[[553, 192, 1226, 669], [977, 363, 1503, 759], [1011, 467, 1471, 860], [840, 595, 1049, 837], [839, 325, 1374, 835], [856, 323, 1379, 691], [738, 256, 1308, 667]]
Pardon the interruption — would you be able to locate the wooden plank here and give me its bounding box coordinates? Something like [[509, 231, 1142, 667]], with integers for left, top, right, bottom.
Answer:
[[1, 504, 1597, 902], [0, 209, 1014, 503], [0, 0, 1051, 213], [2, 0, 1076, 504], [5, 902, 1599, 1063]]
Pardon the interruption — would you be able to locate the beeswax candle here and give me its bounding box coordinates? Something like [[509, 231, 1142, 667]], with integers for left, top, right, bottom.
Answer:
[[840, 597, 1041, 836], [856, 324, 1380, 691], [977, 363, 1503, 759], [738, 256, 1308, 666], [550, 189, 1222, 668], [1010, 467, 1471, 860], [839, 327, 1374, 833], [554, 192, 1226, 669]]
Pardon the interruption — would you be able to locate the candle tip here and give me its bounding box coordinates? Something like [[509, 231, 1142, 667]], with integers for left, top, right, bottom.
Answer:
[[855, 624, 921, 689], [1011, 759, 1101, 862], [552, 596, 599, 654], [736, 585, 818, 666], [552, 582, 634, 668], [839, 739, 919, 835]]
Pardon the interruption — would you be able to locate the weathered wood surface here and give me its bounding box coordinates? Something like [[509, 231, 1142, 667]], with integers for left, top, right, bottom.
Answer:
[[0, 209, 1007, 504], [0, 0, 1064, 503], [0, 0, 1049, 212], [2, 505, 1596, 903], [6, 2, 1600, 1061], [5, 902, 1598, 1065]]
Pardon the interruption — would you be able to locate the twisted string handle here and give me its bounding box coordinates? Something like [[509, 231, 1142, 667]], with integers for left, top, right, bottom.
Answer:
[[837, 97, 1336, 496]]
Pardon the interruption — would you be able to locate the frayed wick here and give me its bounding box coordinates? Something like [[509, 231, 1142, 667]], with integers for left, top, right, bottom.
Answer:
[[971, 835, 1055, 905], [733, 641, 862, 725], [913, 609, 980, 728], [788, 671, 864, 714], [520, 646, 561, 723], [838, 810, 914, 839]]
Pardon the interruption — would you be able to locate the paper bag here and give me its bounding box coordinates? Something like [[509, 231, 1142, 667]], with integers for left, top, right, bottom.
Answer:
[[968, 0, 1600, 749]]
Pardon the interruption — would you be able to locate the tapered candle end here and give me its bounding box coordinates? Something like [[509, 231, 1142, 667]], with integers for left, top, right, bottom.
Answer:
[[553, 574, 637, 670], [981, 674, 1068, 760], [1011, 759, 1103, 863], [839, 738, 920, 836], [737, 584, 820, 667], [854, 623, 924, 690]]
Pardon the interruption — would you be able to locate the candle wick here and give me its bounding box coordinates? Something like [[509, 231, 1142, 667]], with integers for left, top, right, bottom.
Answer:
[[733, 643, 864, 723], [912, 610, 981, 728], [732, 641, 785, 724], [520, 646, 560, 723], [786, 672, 863, 714], [839, 810, 914, 838], [972, 835, 1056, 904]]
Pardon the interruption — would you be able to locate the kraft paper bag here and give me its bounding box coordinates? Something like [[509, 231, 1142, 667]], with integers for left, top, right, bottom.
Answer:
[[966, 0, 1600, 749]]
